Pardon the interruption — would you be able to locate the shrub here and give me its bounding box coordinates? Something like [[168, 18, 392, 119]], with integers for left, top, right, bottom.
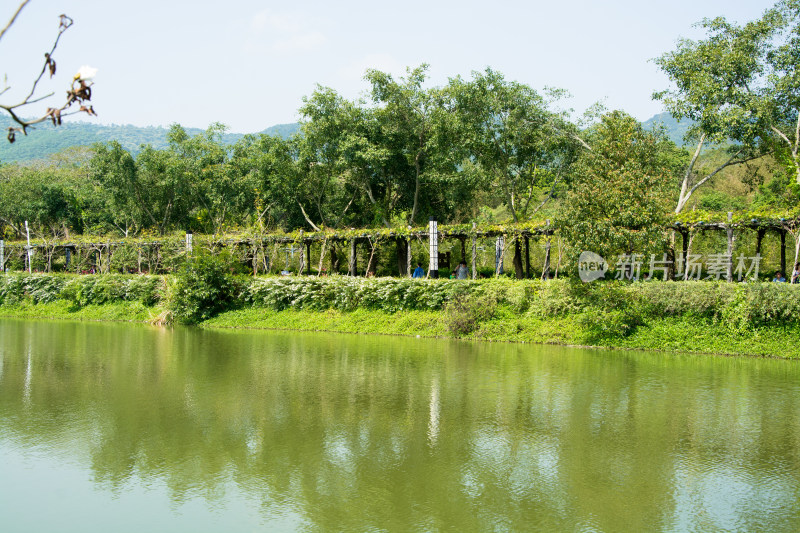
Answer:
[[578, 307, 644, 342], [167, 252, 240, 324], [0, 273, 66, 304], [636, 281, 736, 319], [125, 275, 162, 306], [444, 291, 498, 336], [721, 283, 800, 329], [531, 280, 583, 316], [245, 276, 470, 313], [60, 275, 144, 307], [4, 271, 800, 335]]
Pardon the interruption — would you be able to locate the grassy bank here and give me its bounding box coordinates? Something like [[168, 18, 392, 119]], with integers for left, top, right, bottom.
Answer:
[[203, 306, 800, 358], [0, 299, 158, 323], [2, 272, 800, 358]]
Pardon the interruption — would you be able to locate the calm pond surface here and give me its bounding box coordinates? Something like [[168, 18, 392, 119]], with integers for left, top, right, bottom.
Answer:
[[1, 319, 799, 532]]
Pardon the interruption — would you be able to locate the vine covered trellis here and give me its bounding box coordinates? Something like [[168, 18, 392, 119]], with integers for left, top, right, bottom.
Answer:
[[2, 210, 800, 281]]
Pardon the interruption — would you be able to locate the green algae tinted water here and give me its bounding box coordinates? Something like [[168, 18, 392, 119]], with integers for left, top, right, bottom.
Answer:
[[1, 319, 799, 532]]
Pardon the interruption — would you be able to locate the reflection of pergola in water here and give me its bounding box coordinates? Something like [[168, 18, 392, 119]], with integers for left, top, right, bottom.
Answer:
[[2, 212, 798, 280]]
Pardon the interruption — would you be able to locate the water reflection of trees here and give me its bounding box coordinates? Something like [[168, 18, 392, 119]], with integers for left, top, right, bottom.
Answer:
[[1, 320, 799, 531]]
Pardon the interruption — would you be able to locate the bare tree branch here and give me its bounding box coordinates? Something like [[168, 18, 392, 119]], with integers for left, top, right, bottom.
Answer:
[[530, 172, 562, 216], [20, 15, 72, 105], [0, 0, 29, 43], [675, 148, 765, 212], [297, 201, 322, 231], [1, 10, 97, 141]]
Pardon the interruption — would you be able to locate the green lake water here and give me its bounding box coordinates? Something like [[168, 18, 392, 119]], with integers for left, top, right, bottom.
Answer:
[[0, 319, 799, 532]]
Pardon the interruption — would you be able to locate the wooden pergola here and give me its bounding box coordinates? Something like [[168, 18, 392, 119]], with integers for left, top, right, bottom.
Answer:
[[1, 213, 798, 280]]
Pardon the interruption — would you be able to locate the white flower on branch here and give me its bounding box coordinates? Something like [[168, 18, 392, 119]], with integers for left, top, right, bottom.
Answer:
[[74, 65, 97, 82]]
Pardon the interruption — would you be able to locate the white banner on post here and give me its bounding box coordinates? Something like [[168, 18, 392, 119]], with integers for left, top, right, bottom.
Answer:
[[429, 218, 438, 278]]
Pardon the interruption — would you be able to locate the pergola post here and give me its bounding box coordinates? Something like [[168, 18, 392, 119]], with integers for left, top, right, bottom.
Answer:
[[298, 230, 305, 275], [25, 220, 32, 273], [317, 238, 328, 277], [407, 239, 412, 278], [328, 243, 338, 274], [471, 222, 477, 280], [781, 229, 787, 277], [513, 237, 524, 279], [542, 220, 551, 280], [681, 230, 689, 280], [396, 237, 408, 277], [726, 212, 734, 282], [349, 238, 357, 276], [756, 229, 765, 257], [524, 235, 530, 279], [495, 235, 504, 277]]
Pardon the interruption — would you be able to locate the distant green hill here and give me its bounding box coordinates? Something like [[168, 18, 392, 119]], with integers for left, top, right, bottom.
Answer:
[[1, 112, 692, 163], [642, 112, 694, 146], [0, 117, 300, 162]]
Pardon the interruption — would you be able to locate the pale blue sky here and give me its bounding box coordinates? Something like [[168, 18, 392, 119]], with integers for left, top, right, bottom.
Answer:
[[2, 0, 776, 133]]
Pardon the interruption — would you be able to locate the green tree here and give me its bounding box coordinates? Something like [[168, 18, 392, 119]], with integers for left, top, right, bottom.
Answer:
[[26, 147, 108, 236], [653, 0, 800, 211], [296, 75, 464, 228], [365, 65, 454, 225], [166, 123, 251, 235], [557, 112, 679, 265], [87, 142, 145, 235], [229, 133, 297, 231], [0, 164, 81, 240], [296, 87, 375, 228], [760, 0, 800, 182], [91, 137, 194, 236], [448, 69, 579, 222]]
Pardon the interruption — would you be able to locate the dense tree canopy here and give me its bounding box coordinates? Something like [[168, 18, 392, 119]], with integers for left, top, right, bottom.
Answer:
[[557, 112, 682, 261], [449, 68, 580, 223], [2, 65, 607, 242]]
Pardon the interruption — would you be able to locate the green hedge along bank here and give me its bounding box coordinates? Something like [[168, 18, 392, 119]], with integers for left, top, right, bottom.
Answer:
[[2, 267, 800, 358]]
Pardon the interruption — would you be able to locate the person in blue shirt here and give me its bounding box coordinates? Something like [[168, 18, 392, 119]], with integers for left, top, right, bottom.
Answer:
[[412, 263, 425, 278], [454, 260, 469, 280], [773, 271, 787, 282]]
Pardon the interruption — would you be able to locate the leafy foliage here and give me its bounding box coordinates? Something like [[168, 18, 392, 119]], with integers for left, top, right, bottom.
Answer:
[[444, 291, 498, 336], [557, 111, 680, 263], [167, 252, 241, 324], [0, 273, 161, 307], [4, 274, 800, 346], [448, 68, 580, 223], [245, 277, 468, 313]]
